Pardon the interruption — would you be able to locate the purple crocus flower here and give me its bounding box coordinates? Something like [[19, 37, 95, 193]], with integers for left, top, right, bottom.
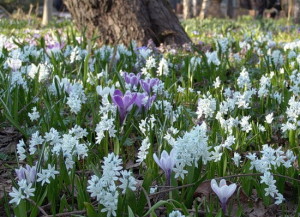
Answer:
[[15, 164, 37, 184], [135, 92, 156, 111], [46, 42, 65, 55], [112, 89, 137, 122], [153, 149, 176, 185], [140, 78, 161, 95], [211, 179, 237, 212], [123, 72, 141, 87]]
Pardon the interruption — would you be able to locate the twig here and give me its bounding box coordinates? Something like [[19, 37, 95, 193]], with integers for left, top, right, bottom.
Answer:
[[26, 198, 49, 216], [145, 206, 223, 217], [0, 5, 11, 17], [149, 172, 300, 197], [42, 210, 86, 217]]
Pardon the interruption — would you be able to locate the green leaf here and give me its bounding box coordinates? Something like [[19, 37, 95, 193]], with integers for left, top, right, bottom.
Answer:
[[29, 188, 48, 217], [128, 206, 135, 217], [142, 200, 174, 217], [84, 202, 98, 217]]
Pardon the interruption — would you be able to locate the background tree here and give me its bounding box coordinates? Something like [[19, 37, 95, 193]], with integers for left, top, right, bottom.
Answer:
[[200, 0, 223, 18], [64, 0, 191, 46], [183, 0, 192, 19], [42, 0, 53, 26]]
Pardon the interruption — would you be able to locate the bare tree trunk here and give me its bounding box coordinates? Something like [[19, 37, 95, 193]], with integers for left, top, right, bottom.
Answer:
[[193, 0, 201, 17], [183, 0, 193, 19], [42, 0, 53, 26], [64, 0, 191, 46], [227, 0, 234, 18], [294, 0, 300, 23], [200, 0, 224, 18]]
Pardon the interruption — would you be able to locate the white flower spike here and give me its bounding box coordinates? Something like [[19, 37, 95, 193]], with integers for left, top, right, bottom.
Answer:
[[211, 179, 237, 212]]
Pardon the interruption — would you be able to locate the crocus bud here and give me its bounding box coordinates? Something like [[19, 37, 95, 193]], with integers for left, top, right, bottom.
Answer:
[[153, 149, 176, 185], [123, 72, 141, 88], [140, 78, 161, 95], [211, 179, 237, 212], [112, 89, 137, 123], [15, 164, 37, 184]]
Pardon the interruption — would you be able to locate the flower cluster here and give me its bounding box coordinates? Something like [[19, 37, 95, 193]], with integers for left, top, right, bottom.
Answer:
[[87, 153, 137, 217]]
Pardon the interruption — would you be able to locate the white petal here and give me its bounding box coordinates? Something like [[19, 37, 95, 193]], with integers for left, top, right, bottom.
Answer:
[[161, 150, 169, 159], [160, 157, 168, 172], [220, 179, 226, 187], [153, 153, 161, 168], [226, 183, 237, 198], [170, 149, 176, 158], [211, 179, 220, 196]]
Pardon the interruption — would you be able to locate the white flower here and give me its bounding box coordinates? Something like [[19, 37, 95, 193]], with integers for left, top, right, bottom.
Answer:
[[281, 122, 296, 133], [96, 85, 115, 97], [206, 51, 220, 65], [173, 163, 188, 179], [29, 131, 44, 155], [101, 153, 123, 182], [240, 116, 252, 133], [37, 164, 59, 186], [222, 135, 235, 150], [210, 145, 223, 162], [9, 180, 35, 205], [237, 68, 251, 89], [6, 58, 22, 71], [136, 137, 151, 164], [173, 123, 211, 180], [9, 187, 24, 205], [150, 185, 158, 194], [19, 180, 35, 198], [213, 77, 221, 89], [265, 113, 274, 124], [196, 93, 216, 118], [169, 210, 185, 217], [275, 193, 284, 205], [68, 125, 88, 139], [145, 56, 156, 69], [258, 124, 266, 132], [28, 63, 38, 79], [118, 170, 137, 194], [232, 152, 241, 167], [156, 58, 169, 76], [271, 50, 284, 67], [38, 63, 51, 82], [177, 85, 185, 93], [28, 107, 40, 122], [44, 128, 61, 145], [17, 139, 26, 161]]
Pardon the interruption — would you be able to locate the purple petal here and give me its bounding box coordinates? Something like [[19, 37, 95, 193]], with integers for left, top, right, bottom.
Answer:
[[113, 89, 123, 97], [113, 95, 124, 109]]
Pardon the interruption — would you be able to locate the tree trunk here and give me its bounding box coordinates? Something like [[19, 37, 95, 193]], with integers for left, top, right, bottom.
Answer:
[[64, 0, 191, 46], [42, 0, 53, 26], [200, 0, 224, 19], [183, 0, 193, 19], [227, 0, 234, 18], [293, 0, 300, 23], [193, 0, 201, 17]]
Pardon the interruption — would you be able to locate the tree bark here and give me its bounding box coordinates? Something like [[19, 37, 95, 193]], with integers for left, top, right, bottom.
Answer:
[[64, 0, 191, 46], [200, 0, 224, 19], [42, 0, 53, 26], [193, 0, 201, 17], [183, 0, 193, 19]]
